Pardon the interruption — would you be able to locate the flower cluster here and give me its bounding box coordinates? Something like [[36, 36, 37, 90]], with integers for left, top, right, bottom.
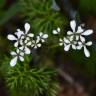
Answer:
[[7, 23, 48, 67], [8, 20, 94, 67], [53, 20, 93, 57]]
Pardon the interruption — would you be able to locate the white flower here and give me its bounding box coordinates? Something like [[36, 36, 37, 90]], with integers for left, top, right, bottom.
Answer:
[[20, 36, 32, 47], [7, 23, 34, 47], [31, 38, 41, 49], [82, 30, 93, 36], [19, 46, 31, 55], [68, 20, 84, 34], [15, 29, 24, 38], [37, 32, 48, 42], [79, 29, 93, 41], [8, 23, 50, 67], [15, 23, 34, 47], [24, 46, 31, 54], [67, 20, 93, 41], [59, 38, 65, 46], [77, 37, 92, 57], [10, 48, 24, 67], [59, 36, 77, 51], [7, 29, 22, 47], [64, 37, 77, 51], [52, 27, 60, 34], [62, 20, 93, 57], [21, 22, 34, 37], [67, 21, 82, 41]]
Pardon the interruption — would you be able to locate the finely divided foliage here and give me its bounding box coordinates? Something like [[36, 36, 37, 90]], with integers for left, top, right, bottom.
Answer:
[[7, 23, 48, 67]]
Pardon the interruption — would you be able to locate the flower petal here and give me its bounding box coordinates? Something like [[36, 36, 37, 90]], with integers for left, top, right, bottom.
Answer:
[[64, 44, 71, 51], [15, 29, 24, 38], [76, 35, 79, 40], [39, 32, 43, 36], [76, 41, 83, 50], [28, 33, 34, 37], [86, 41, 92, 46], [64, 37, 70, 43], [21, 36, 25, 39], [52, 30, 58, 34], [77, 45, 82, 50], [77, 26, 83, 33], [42, 34, 48, 38], [25, 39, 28, 44], [57, 27, 60, 32], [19, 56, 24, 62], [80, 36, 85, 42], [24, 23, 30, 34], [34, 46, 38, 49], [69, 36, 74, 41], [72, 44, 76, 50], [16, 49, 20, 54], [64, 43, 67, 47], [73, 41, 77, 45], [36, 38, 40, 43], [10, 57, 18, 67], [82, 30, 93, 36], [10, 51, 16, 56], [84, 46, 90, 57], [32, 40, 35, 44], [59, 43, 63, 46], [26, 42, 31, 46], [41, 39, 45, 42], [24, 47, 31, 54], [20, 52, 24, 56], [19, 46, 24, 50], [59, 38, 64, 46], [37, 43, 41, 47], [14, 42, 18, 47], [70, 20, 76, 32], [20, 40, 23, 45], [7, 34, 17, 41], [67, 31, 73, 35], [59, 38, 63, 42], [78, 41, 82, 45]]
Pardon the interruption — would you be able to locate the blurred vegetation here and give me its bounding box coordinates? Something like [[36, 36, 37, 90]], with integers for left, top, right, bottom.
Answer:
[[0, 0, 21, 66], [0, 0, 96, 96], [0, 0, 61, 96], [20, 0, 68, 34], [69, 48, 96, 80], [0, 1, 21, 26], [79, 0, 96, 16], [0, 56, 59, 96]]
